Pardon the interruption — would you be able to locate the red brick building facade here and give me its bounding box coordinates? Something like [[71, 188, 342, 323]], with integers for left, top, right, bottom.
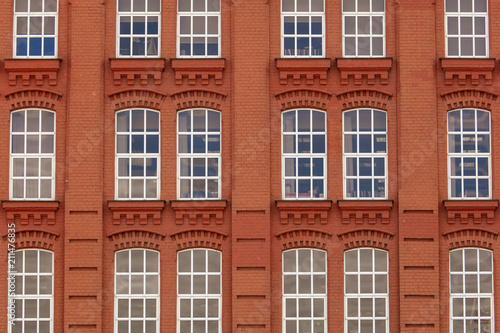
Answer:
[[0, 0, 499, 332]]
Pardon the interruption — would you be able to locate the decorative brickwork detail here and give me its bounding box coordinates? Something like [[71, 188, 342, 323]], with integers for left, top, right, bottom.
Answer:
[[2, 201, 60, 225], [170, 229, 228, 250], [109, 58, 166, 86], [276, 58, 331, 85], [338, 229, 394, 250], [170, 200, 227, 225], [275, 201, 332, 225], [336, 58, 393, 85], [275, 229, 332, 250], [5, 89, 63, 111], [170, 89, 227, 111], [338, 200, 393, 224], [443, 228, 498, 250], [440, 58, 495, 86], [107, 229, 166, 250], [107, 201, 166, 225], [4, 59, 61, 86], [337, 89, 393, 111], [171, 58, 225, 85], [275, 89, 332, 111], [2, 230, 60, 250], [440, 89, 497, 111], [109, 89, 167, 111], [443, 200, 498, 224]]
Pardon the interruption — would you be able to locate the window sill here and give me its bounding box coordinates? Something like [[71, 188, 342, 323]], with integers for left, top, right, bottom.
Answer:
[[170, 200, 227, 225], [443, 199, 498, 224], [4, 58, 61, 86], [337, 200, 393, 224], [2, 200, 60, 225], [170, 58, 225, 86], [107, 200, 166, 225], [109, 58, 166, 86], [440, 58, 495, 86], [275, 58, 331, 85], [275, 200, 332, 225], [335, 58, 392, 85]]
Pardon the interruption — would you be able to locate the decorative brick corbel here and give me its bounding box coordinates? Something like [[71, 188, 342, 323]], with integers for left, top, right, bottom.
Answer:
[[275, 201, 332, 225], [107, 201, 166, 225], [443, 200, 498, 224], [2, 201, 60, 225], [337, 200, 393, 225], [170, 200, 227, 225]]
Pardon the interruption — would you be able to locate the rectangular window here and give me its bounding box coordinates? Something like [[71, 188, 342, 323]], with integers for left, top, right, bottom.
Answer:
[[14, 0, 58, 58], [445, 0, 488, 57], [117, 0, 161, 57], [177, 0, 221, 57], [281, 0, 324, 57], [343, 0, 385, 57]]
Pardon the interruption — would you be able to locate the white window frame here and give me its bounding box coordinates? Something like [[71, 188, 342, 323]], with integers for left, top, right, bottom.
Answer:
[[114, 249, 160, 333], [282, 248, 327, 333], [177, 109, 221, 200], [343, 109, 387, 199], [177, 249, 222, 333], [13, 0, 58, 58], [450, 248, 494, 333], [281, 0, 325, 58], [342, 0, 385, 57], [9, 249, 54, 333], [177, 0, 221, 58], [445, 0, 488, 58], [344, 248, 389, 333], [116, 0, 161, 58], [10, 109, 56, 200], [115, 109, 160, 200], [447, 109, 491, 199], [282, 109, 327, 200]]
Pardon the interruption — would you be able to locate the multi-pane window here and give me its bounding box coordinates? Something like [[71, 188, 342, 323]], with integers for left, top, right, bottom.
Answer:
[[10, 249, 53, 333], [115, 249, 160, 333], [343, 109, 387, 199], [177, 249, 222, 333], [178, 109, 221, 199], [14, 0, 58, 58], [448, 109, 490, 199], [343, 0, 385, 57], [282, 109, 326, 199], [116, 109, 160, 200], [281, 0, 324, 57], [117, 0, 161, 57], [283, 249, 327, 333], [445, 0, 488, 57], [345, 248, 389, 333], [450, 248, 493, 333], [177, 0, 220, 57], [11, 110, 55, 200]]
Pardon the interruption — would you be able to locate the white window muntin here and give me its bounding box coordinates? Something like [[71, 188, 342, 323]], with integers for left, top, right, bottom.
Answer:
[[13, 0, 58, 58], [115, 109, 160, 200], [281, 0, 325, 58], [445, 0, 488, 58], [447, 109, 491, 199], [282, 109, 327, 200], [177, 249, 222, 333], [342, 0, 385, 57], [282, 249, 327, 333], [450, 248, 494, 333], [116, 0, 161, 57], [177, 109, 221, 200], [343, 109, 387, 200], [344, 248, 389, 333], [177, 0, 221, 58], [9, 249, 54, 333], [10, 109, 56, 200]]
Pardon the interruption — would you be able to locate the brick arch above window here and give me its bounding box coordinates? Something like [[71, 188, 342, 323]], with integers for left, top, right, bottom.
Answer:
[[5, 89, 62, 111], [337, 229, 394, 250], [443, 228, 498, 250], [275, 229, 333, 250], [336, 89, 393, 111], [441, 89, 497, 111], [275, 89, 333, 112], [170, 89, 227, 111], [170, 229, 228, 251], [107, 229, 167, 251], [3, 229, 60, 251], [109, 89, 167, 111]]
